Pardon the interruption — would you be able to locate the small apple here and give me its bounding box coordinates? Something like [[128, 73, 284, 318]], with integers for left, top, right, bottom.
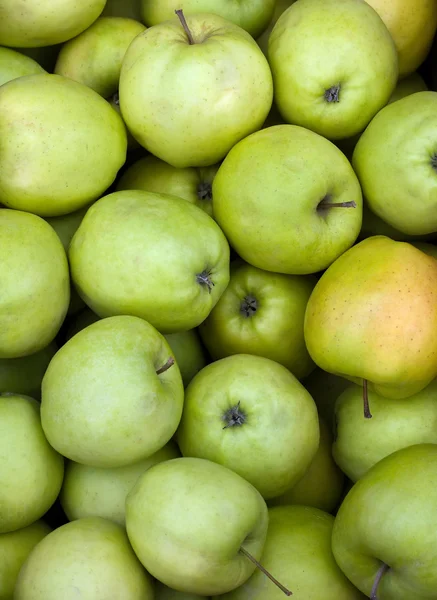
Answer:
[[213, 124, 362, 275], [14, 517, 154, 600], [0, 394, 64, 533], [41, 315, 184, 468], [119, 12, 273, 168], [0, 342, 57, 400], [0, 46, 45, 86]]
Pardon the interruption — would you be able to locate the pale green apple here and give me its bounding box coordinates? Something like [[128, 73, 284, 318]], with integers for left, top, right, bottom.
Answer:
[[302, 368, 350, 426], [0, 342, 57, 400], [0, 0, 106, 47], [0, 46, 45, 86], [141, 0, 275, 38], [125, 457, 269, 595], [0, 74, 127, 217], [116, 155, 220, 217], [119, 13, 273, 168], [164, 330, 207, 387], [60, 441, 180, 527], [268, 0, 398, 140], [388, 72, 428, 104], [41, 316, 184, 468], [102, 0, 143, 21], [269, 418, 344, 513], [69, 190, 230, 333], [0, 209, 70, 359], [256, 0, 296, 55], [304, 237, 437, 401], [213, 124, 362, 275], [0, 394, 64, 533], [55, 17, 146, 98], [178, 354, 319, 499], [155, 582, 209, 599], [353, 91, 437, 235], [332, 444, 437, 599], [0, 520, 51, 600], [14, 517, 154, 600], [333, 380, 437, 482], [219, 505, 365, 599], [198, 260, 317, 379]]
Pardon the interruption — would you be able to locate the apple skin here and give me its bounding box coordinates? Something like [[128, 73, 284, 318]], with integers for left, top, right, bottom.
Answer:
[[364, 0, 437, 78], [60, 441, 180, 527], [0, 46, 45, 86], [413, 242, 437, 260], [333, 380, 437, 482], [302, 368, 350, 426], [0, 342, 57, 400], [304, 236, 437, 400], [198, 260, 317, 379], [41, 315, 184, 468], [177, 354, 320, 499], [269, 417, 344, 514], [125, 457, 269, 596], [353, 91, 437, 236], [213, 124, 362, 275], [0, 520, 52, 600], [119, 13, 273, 168], [359, 202, 437, 243], [0, 74, 127, 217], [102, 0, 143, 21], [256, 0, 296, 55], [0, 209, 70, 359], [141, 0, 275, 38], [55, 17, 146, 98], [14, 517, 154, 600], [218, 505, 365, 599], [69, 190, 230, 333], [0, 394, 64, 533], [332, 444, 437, 599], [388, 72, 428, 103], [268, 0, 398, 140], [164, 330, 207, 387], [116, 155, 219, 217]]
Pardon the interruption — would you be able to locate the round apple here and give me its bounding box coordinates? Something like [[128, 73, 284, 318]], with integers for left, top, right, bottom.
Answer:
[[0, 342, 57, 400], [41, 316, 184, 468], [213, 124, 362, 275], [177, 354, 320, 499], [0, 47, 45, 86]]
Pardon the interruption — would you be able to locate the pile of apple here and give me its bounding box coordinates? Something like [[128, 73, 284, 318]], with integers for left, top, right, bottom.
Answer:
[[1, 0, 437, 599]]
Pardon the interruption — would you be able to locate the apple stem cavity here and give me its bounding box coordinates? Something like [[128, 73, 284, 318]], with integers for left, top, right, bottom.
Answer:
[[196, 269, 215, 294], [111, 91, 120, 106], [197, 181, 213, 201], [222, 401, 246, 429], [239, 546, 292, 596], [370, 562, 389, 600], [317, 196, 357, 210], [324, 84, 341, 103], [156, 357, 175, 375], [240, 295, 257, 317], [175, 9, 196, 45], [363, 379, 372, 419], [431, 153, 437, 172]]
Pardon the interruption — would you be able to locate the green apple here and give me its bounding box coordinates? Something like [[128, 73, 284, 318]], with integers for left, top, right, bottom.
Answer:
[[14, 517, 154, 600], [41, 315, 184, 468], [0, 0, 106, 47], [164, 330, 207, 387], [388, 72, 428, 104], [302, 368, 350, 426], [0, 394, 64, 533], [0, 74, 127, 217], [333, 380, 437, 482], [304, 236, 437, 405], [102, 0, 143, 21], [0, 520, 51, 600], [141, 0, 276, 38], [116, 155, 220, 217], [0, 46, 45, 86], [0, 342, 57, 400], [55, 17, 146, 98], [269, 417, 344, 513], [332, 444, 437, 599], [353, 91, 437, 235], [213, 124, 362, 275], [155, 582, 209, 600], [125, 457, 269, 595], [198, 260, 317, 379], [256, 0, 296, 56], [178, 354, 319, 499], [60, 441, 180, 527], [119, 12, 273, 168], [0, 209, 69, 359], [268, 0, 398, 140], [69, 190, 230, 333], [219, 505, 365, 599]]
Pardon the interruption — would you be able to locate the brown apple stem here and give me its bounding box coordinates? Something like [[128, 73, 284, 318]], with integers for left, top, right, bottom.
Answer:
[[363, 379, 372, 419], [175, 9, 196, 44], [320, 201, 357, 209], [156, 357, 175, 375], [370, 562, 389, 600], [239, 546, 292, 596]]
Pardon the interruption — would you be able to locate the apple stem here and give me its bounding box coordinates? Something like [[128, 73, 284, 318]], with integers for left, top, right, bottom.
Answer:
[[370, 562, 389, 600], [175, 9, 196, 45], [197, 181, 213, 201], [156, 357, 175, 375], [319, 201, 357, 209], [363, 379, 372, 419], [239, 546, 292, 596]]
